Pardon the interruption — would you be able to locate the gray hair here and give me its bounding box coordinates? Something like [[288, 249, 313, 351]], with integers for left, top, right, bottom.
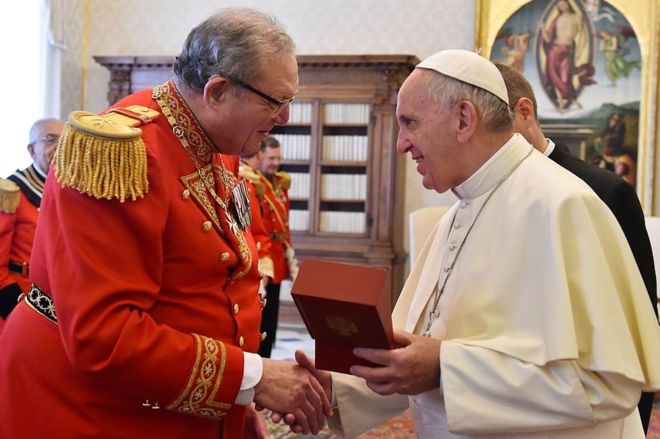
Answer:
[[29, 118, 63, 143], [173, 8, 295, 92], [424, 71, 512, 132]]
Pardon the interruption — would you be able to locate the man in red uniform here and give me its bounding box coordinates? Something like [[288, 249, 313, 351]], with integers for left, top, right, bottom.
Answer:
[[0, 8, 329, 438], [240, 143, 275, 297], [0, 118, 63, 328], [244, 136, 299, 358]]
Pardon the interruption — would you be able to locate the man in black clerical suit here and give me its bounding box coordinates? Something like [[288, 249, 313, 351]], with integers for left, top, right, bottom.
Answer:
[[496, 62, 658, 435]]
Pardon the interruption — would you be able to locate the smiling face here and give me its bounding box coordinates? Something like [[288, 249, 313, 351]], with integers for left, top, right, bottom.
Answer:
[[28, 119, 65, 173], [259, 145, 281, 177], [202, 53, 299, 157], [396, 70, 465, 193]]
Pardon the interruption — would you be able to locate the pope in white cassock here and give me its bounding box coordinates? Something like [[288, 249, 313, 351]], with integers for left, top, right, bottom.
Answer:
[[289, 49, 660, 438]]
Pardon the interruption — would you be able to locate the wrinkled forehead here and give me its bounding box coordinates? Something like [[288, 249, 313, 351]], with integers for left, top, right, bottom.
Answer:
[[399, 70, 436, 106], [255, 53, 299, 94], [31, 121, 65, 141]]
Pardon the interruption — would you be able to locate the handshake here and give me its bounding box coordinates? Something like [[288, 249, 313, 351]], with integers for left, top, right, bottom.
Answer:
[[252, 350, 333, 436], [250, 330, 442, 436]]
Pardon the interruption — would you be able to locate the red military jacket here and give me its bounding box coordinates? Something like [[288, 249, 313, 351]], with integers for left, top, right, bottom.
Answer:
[[256, 171, 292, 284], [0, 81, 262, 438], [239, 161, 274, 279], [0, 165, 45, 311], [0, 165, 46, 292]]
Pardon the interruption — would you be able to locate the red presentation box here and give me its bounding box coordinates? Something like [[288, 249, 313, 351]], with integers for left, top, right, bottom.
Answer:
[[291, 259, 395, 374]]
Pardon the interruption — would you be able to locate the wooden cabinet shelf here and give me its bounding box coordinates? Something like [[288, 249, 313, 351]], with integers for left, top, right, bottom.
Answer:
[[95, 54, 418, 302]]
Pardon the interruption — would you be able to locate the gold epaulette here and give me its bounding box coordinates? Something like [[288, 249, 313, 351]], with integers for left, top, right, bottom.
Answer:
[[239, 165, 265, 196], [53, 105, 159, 202], [0, 179, 20, 213], [276, 171, 291, 190]]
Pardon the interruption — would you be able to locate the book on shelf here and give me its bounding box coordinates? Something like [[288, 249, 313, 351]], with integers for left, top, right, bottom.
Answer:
[[319, 211, 366, 234], [323, 103, 370, 124], [291, 259, 394, 374], [320, 174, 366, 200], [321, 135, 368, 162]]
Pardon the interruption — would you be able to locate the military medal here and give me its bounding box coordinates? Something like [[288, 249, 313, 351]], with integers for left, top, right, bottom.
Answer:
[[231, 179, 252, 230]]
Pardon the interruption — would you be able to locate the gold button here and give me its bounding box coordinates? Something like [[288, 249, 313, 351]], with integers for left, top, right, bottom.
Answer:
[[238, 336, 245, 346], [256, 241, 261, 251], [260, 331, 268, 341], [182, 189, 190, 200], [220, 252, 230, 261], [233, 304, 239, 314], [202, 221, 212, 232]]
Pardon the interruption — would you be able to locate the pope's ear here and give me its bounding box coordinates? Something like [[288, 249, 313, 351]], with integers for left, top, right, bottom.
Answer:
[[203, 75, 230, 108]]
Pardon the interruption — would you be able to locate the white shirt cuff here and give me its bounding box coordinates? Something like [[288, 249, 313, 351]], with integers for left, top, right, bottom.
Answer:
[[235, 351, 263, 406]]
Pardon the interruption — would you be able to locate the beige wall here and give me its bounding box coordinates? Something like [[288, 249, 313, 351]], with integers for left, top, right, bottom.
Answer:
[[61, 0, 470, 255]]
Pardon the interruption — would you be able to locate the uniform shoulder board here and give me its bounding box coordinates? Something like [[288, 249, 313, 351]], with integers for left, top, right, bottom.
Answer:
[[276, 171, 291, 190], [0, 178, 20, 214], [54, 106, 159, 203], [239, 165, 265, 196]]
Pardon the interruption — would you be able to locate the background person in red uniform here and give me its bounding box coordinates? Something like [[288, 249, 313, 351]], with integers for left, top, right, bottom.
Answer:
[[0, 118, 63, 328], [0, 8, 330, 438], [252, 136, 299, 358]]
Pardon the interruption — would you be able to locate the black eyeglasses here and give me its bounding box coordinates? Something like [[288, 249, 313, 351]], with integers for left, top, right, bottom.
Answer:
[[230, 77, 295, 114]]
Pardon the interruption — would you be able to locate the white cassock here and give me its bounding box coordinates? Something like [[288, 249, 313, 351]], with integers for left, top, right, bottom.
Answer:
[[331, 134, 660, 439]]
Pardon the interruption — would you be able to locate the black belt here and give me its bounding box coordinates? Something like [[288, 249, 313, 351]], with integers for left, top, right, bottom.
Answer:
[[8, 260, 29, 277], [23, 284, 58, 324]]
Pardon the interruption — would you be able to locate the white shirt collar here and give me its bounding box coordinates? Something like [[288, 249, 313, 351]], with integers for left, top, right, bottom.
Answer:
[[33, 162, 48, 179], [452, 133, 533, 200], [543, 138, 555, 157]]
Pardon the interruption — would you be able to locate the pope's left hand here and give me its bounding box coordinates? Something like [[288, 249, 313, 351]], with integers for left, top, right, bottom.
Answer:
[[350, 330, 441, 396]]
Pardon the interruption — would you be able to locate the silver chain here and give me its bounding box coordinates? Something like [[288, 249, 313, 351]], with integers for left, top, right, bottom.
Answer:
[[424, 147, 533, 335]]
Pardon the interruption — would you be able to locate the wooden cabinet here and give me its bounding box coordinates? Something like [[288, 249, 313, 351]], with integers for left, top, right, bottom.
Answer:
[[95, 54, 418, 301]]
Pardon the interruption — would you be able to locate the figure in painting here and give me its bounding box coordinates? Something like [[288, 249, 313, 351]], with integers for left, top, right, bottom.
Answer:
[[539, 0, 595, 111], [499, 31, 531, 72], [597, 28, 640, 86]]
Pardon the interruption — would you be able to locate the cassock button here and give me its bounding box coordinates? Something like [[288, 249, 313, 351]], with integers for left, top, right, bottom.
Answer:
[[202, 221, 212, 232], [256, 241, 262, 251], [460, 201, 469, 208], [448, 243, 457, 251], [453, 222, 461, 229], [142, 400, 151, 407], [443, 265, 451, 272], [220, 252, 230, 261], [261, 331, 268, 341], [238, 336, 245, 346], [182, 189, 191, 200], [151, 402, 160, 410], [233, 304, 239, 314]]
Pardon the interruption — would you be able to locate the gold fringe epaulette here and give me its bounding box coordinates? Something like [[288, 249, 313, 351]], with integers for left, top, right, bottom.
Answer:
[[276, 171, 291, 190], [239, 164, 265, 196], [53, 105, 159, 202], [0, 179, 20, 213]]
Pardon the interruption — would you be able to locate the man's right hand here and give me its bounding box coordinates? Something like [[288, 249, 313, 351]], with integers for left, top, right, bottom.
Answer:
[[254, 357, 332, 435], [268, 350, 334, 432]]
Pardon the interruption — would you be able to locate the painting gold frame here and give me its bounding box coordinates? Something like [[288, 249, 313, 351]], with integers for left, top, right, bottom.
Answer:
[[475, 0, 660, 214]]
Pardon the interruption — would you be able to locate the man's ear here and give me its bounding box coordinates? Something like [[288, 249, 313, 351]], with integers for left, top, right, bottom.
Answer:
[[513, 97, 535, 120], [203, 75, 230, 109], [27, 143, 35, 160], [456, 100, 478, 143]]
